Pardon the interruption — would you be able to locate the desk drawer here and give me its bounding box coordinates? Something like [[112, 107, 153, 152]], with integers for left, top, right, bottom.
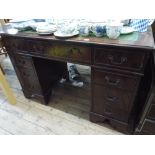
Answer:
[[94, 47, 146, 71], [20, 68, 41, 93], [47, 44, 91, 63], [14, 53, 33, 68], [4, 38, 51, 54], [92, 85, 135, 122], [19, 39, 51, 54], [93, 69, 140, 91]]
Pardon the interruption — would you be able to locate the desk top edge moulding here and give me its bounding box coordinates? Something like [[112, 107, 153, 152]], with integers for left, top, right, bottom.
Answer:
[[1, 28, 154, 50]]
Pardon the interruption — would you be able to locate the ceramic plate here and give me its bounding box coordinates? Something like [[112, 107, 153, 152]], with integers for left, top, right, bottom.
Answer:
[[10, 19, 32, 23], [121, 26, 134, 34], [36, 25, 57, 32], [54, 31, 79, 38], [37, 32, 54, 35], [37, 29, 56, 35]]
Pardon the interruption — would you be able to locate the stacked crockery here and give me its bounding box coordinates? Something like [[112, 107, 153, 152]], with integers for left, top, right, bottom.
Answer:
[[54, 20, 79, 38], [36, 22, 57, 35]]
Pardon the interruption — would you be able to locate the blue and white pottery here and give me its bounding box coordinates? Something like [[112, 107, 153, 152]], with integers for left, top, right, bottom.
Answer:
[[79, 23, 90, 37], [91, 23, 106, 37]]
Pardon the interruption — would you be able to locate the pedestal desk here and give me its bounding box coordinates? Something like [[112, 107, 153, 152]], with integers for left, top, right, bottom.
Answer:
[[1, 30, 154, 134]]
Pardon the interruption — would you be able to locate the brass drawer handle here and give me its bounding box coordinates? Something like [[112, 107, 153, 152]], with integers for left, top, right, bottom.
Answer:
[[105, 76, 120, 86], [68, 47, 82, 55], [106, 96, 117, 102], [108, 55, 127, 65]]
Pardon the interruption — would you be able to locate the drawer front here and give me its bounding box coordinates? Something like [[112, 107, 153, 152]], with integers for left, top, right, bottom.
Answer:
[[94, 47, 146, 71], [141, 119, 155, 134], [147, 104, 155, 120], [92, 85, 134, 122], [19, 68, 41, 93], [5, 37, 91, 64], [3, 37, 51, 54], [93, 69, 140, 91], [16, 39, 51, 54], [47, 44, 91, 63], [14, 53, 33, 68]]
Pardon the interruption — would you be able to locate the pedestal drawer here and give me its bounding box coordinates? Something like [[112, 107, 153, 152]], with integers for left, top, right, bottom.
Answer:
[[93, 69, 140, 91], [94, 47, 147, 72], [92, 84, 135, 122], [14, 52, 33, 68], [19, 68, 41, 93]]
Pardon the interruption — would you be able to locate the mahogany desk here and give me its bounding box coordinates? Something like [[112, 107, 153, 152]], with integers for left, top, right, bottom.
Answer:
[[1, 30, 154, 134]]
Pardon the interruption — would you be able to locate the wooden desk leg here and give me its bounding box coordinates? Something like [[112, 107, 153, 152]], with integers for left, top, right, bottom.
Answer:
[[0, 68, 16, 105]]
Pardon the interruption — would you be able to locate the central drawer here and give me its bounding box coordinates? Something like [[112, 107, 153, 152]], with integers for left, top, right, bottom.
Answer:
[[47, 44, 91, 63], [94, 47, 147, 72]]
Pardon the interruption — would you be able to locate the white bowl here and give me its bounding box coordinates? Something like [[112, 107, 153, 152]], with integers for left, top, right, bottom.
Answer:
[[36, 24, 57, 33]]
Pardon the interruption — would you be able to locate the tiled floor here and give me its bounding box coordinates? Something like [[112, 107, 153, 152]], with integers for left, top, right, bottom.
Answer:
[[0, 56, 122, 135]]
